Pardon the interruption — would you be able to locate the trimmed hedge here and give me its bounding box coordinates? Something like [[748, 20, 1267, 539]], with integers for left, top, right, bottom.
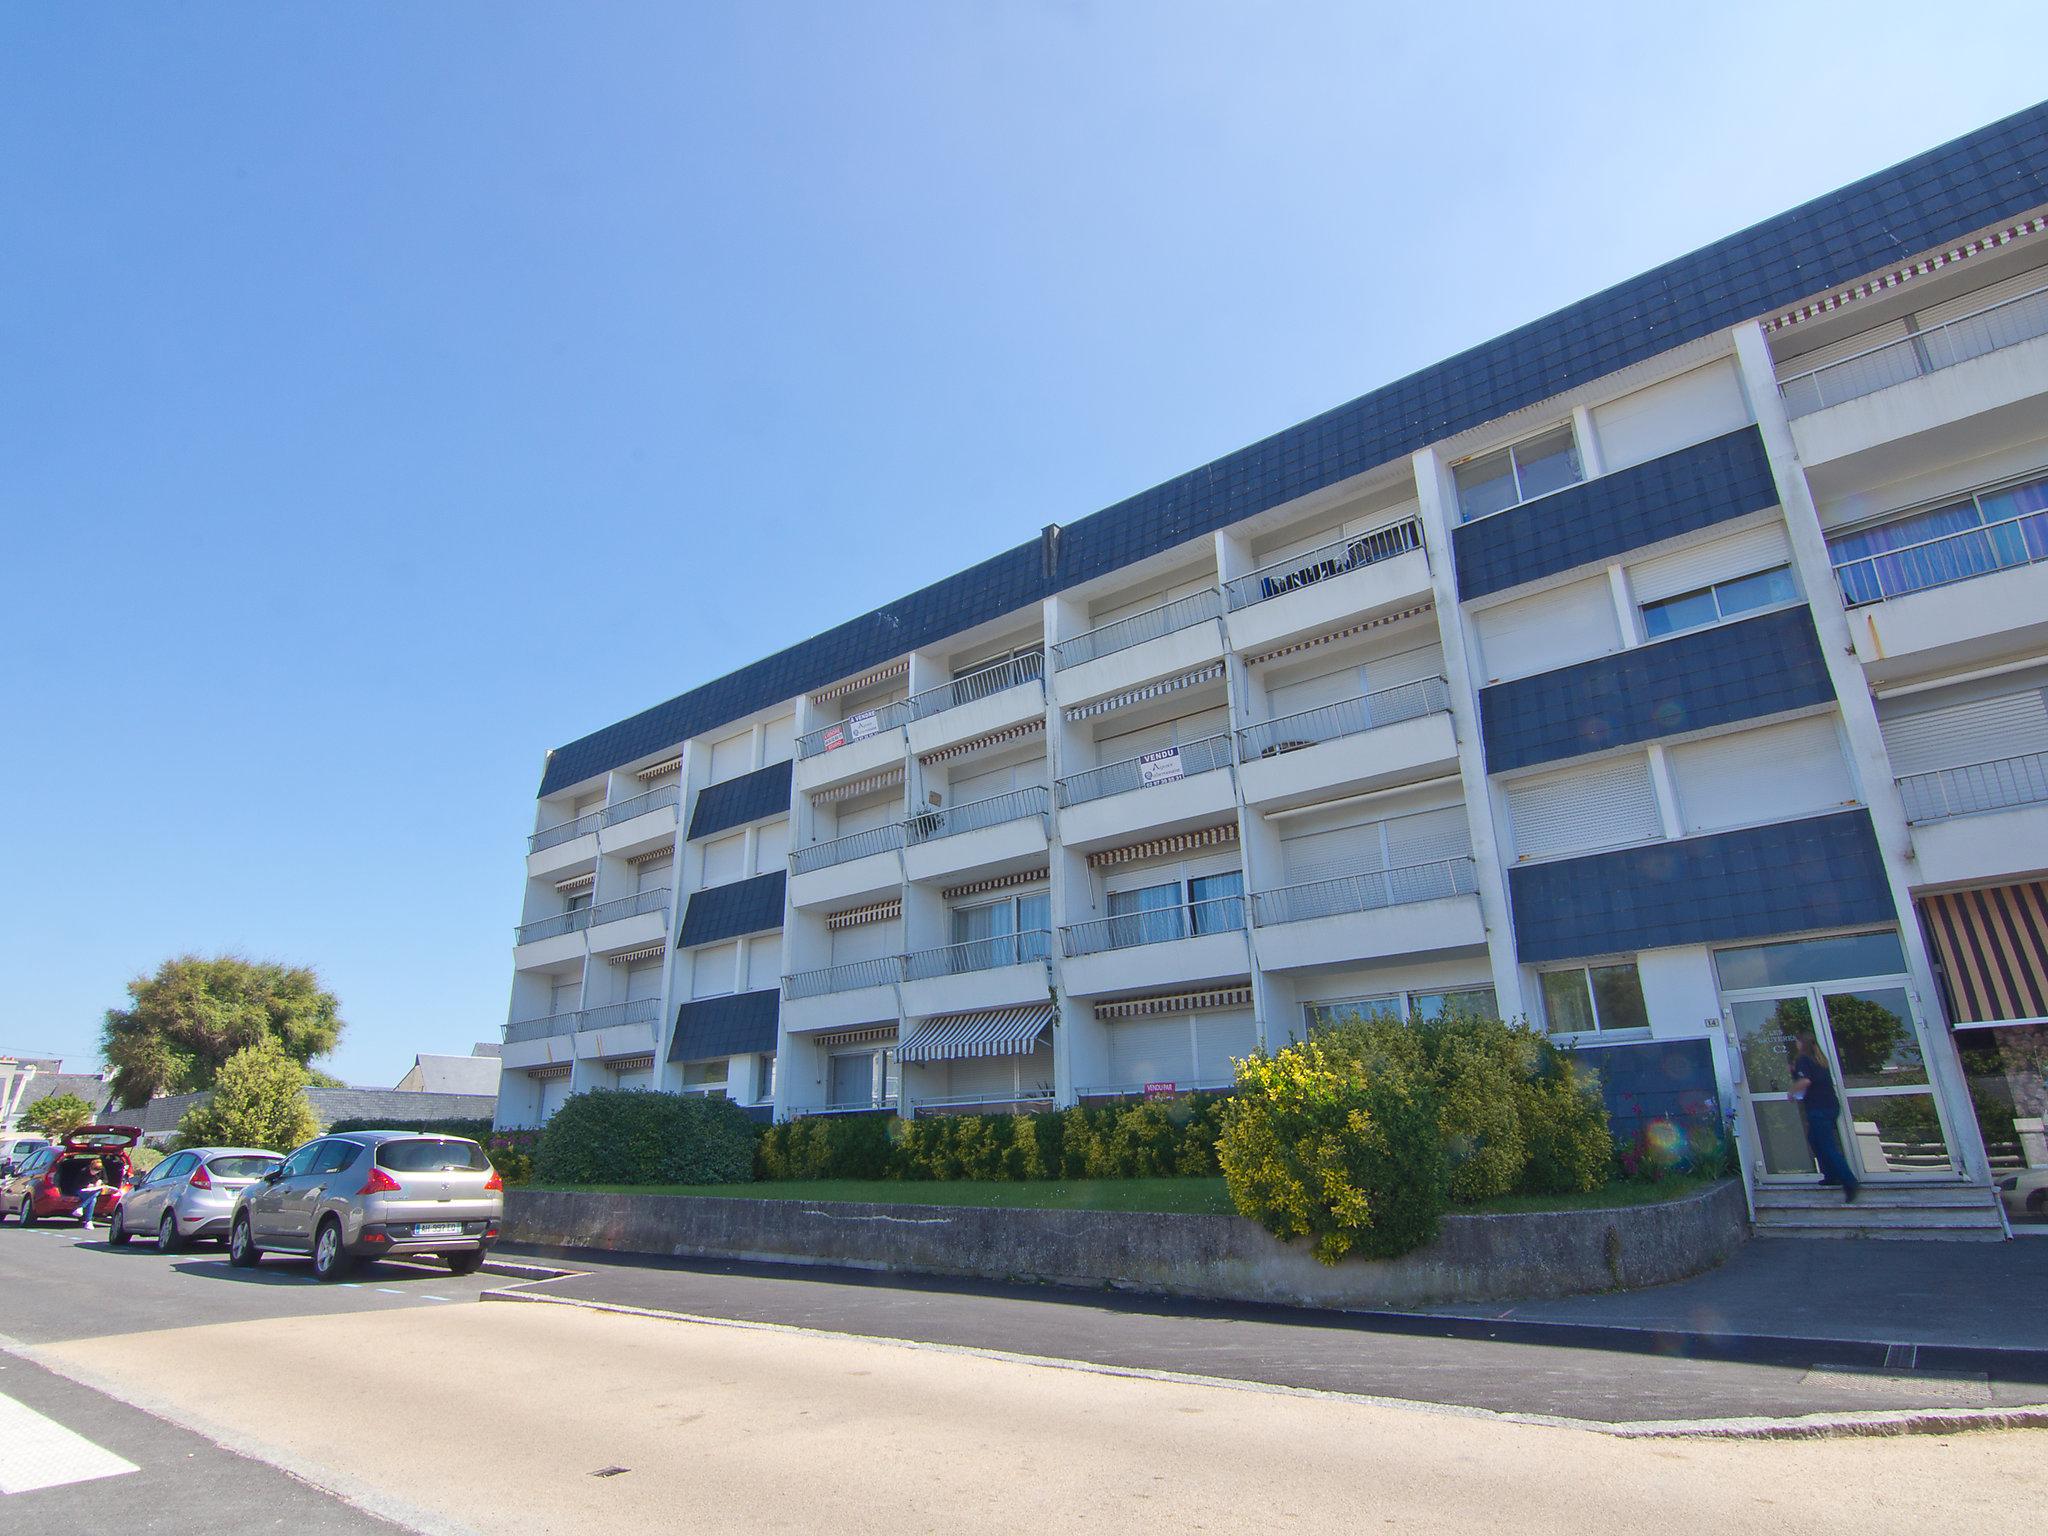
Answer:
[[534, 1090, 758, 1187], [324, 1116, 496, 1140]]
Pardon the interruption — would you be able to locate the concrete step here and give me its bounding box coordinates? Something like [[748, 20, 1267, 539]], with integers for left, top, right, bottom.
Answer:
[[1751, 1178, 2005, 1240], [1753, 1218, 2007, 1241], [1754, 1183, 1993, 1210]]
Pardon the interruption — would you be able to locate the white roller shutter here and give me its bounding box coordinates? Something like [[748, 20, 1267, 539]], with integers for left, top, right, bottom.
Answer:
[[1776, 318, 1913, 382], [1267, 666, 1360, 718], [549, 976, 582, 1015], [1096, 719, 1176, 760], [753, 820, 789, 873], [1091, 575, 1208, 629], [1667, 716, 1856, 836], [1911, 267, 2048, 328], [691, 943, 737, 999], [1192, 1011, 1259, 1081], [834, 793, 898, 837], [625, 959, 663, 1002], [1591, 359, 1751, 473], [1880, 688, 2048, 776], [707, 731, 753, 784], [744, 935, 781, 992], [830, 919, 898, 966], [1385, 806, 1470, 866], [635, 856, 673, 894], [1629, 520, 1794, 604], [1364, 643, 1445, 691], [537, 1076, 571, 1122], [762, 716, 796, 765], [1108, 1017, 1194, 1084], [1505, 755, 1661, 860], [700, 833, 746, 886], [1282, 819, 1386, 886], [1472, 577, 1619, 684]]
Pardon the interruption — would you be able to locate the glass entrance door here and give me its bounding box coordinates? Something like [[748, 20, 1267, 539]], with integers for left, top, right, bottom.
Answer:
[[1730, 994, 1826, 1177]]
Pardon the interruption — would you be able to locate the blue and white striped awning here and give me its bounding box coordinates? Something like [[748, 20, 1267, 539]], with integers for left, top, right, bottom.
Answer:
[[898, 1004, 1055, 1063]]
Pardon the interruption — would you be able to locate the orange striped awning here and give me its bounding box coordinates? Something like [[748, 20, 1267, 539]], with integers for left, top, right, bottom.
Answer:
[[1086, 821, 1238, 870], [1920, 881, 2048, 1025], [812, 660, 908, 703], [826, 899, 901, 931], [1095, 986, 1253, 1021], [942, 866, 1048, 901], [918, 717, 1045, 766], [1241, 603, 1434, 667]]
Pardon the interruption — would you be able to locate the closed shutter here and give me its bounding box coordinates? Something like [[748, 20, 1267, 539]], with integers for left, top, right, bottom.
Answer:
[[1108, 1018, 1194, 1085], [1192, 1011, 1259, 1081], [1777, 318, 1914, 381], [1091, 575, 1208, 629], [625, 959, 663, 1002], [1385, 806, 1470, 865], [613, 1064, 654, 1092], [753, 820, 789, 873], [635, 856, 673, 894], [1912, 267, 2048, 329], [691, 943, 737, 999], [1096, 719, 1176, 761], [951, 764, 1015, 802], [700, 833, 746, 886], [707, 732, 751, 784], [1667, 716, 1856, 835], [744, 935, 781, 992], [538, 1076, 571, 1120], [1505, 755, 1661, 860], [1363, 643, 1445, 691], [1282, 819, 1386, 886], [550, 976, 582, 1015], [763, 716, 796, 765], [1267, 666, 1360, 717], [1590, 358, 1751, 472], [1629, 520, 1794, 604], [834, 794, 898, 837], [829, 1053, 873, 1105], [1880, 688, 2048, 777], [831, 919, 898, 966], [1472, 576, 1619, 684]]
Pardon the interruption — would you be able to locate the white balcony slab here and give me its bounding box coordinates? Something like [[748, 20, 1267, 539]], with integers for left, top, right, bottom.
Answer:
[[500, 1034, 576, 1072], [1056, 769, 1240, 853], [903, 814, 1049, 886], [788, 848, 903, 911], [781, 984, 901, 1036], [1253, 892, 1485, 972], [573, 1020, 660, 1063], [1910, 801, 2048, 891], [526, 830, 599, 883], [598, 803, 680, 860], [586, 908, 669, 957], [1225, 546, 1434, 658], [1793, 329, 2048, 473], [1236, 711, 1459, 811], [794, 730, 906, 796], [512, 930, 586, 973], [1847, 560, 2048, 684], [1058, 928, 1251, 999], [906, 678, 1047, 761], [900, 963, 1054, 1022], [1052, 620, 1226, 713]]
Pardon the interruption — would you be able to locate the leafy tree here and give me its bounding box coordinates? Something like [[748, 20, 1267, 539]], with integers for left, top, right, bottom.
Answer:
[[173, 1039, 320, 1153], [101, 955, 344, 1108], [20, 1092, 95, 1138]]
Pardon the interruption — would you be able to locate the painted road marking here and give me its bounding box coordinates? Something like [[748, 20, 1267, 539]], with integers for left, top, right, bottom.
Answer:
[[422, 1295, 451, 1303], [374, 1288, 405, 1296], [0, 1390, 139, 1494]]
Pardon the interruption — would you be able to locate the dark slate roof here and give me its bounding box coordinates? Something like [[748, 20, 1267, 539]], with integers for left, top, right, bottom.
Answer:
[[25, 1074, 113, 1113], [131, 1087, 499, 1140], [540, 102, 2048, 797], [678, 871, 787, 949], [668, 989, 781, 1063], [688, 760, 795, 841]]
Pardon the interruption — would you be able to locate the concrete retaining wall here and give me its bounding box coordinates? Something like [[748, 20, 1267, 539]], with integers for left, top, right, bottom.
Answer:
[[503, 1179, 1748, 1309]]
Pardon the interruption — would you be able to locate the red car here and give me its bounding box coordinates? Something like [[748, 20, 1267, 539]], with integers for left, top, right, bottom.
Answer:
[[0, 1125, 142, 1226]]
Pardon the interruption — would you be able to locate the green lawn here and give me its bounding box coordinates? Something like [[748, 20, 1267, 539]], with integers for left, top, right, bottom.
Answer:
[[524, 1174, 1724, 1218]]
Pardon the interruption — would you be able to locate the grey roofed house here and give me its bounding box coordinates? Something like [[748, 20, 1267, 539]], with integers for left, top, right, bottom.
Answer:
[[128, 1085, 500, 1146], [0, 1064, 114, 1132], [393, 1051, 503, 1096]]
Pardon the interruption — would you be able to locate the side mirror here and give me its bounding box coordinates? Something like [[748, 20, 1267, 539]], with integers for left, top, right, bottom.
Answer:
[[262, 1168, 285, 1184]]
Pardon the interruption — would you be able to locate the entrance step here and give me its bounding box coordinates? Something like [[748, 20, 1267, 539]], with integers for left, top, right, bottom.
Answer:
[[1752, 1181, 2007, 1240]]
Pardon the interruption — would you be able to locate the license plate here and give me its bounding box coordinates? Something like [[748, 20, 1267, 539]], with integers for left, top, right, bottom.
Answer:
[[413, 1222, 462, 1237]]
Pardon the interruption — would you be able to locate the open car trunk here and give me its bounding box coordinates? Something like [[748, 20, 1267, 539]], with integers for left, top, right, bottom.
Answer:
[[55, 1153, 126, 1196]]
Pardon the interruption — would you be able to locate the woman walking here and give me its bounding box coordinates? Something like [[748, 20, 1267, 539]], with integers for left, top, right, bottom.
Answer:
[[1790, 1034, 1860, 1203]]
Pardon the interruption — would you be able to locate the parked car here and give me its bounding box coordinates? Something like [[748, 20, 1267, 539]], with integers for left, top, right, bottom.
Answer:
[[1997, 1167, 2048, 1221], [228, 1130, 503, 1281], [113, 1146, 284, 1251], [0, 1136, 50, 1177], [0, 1125, 142, 1225]]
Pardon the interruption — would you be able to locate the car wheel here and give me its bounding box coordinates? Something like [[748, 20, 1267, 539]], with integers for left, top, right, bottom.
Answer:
[[109, 1209, 132, 1247], [2028, 1189, 2047, 1216], [311, 1219, 352, 1283], [158, 1210, 184, 1254], [20, 1202, 36, 1228], [228, 1214, 260, 1268], [445, 1250, 485, 1277]]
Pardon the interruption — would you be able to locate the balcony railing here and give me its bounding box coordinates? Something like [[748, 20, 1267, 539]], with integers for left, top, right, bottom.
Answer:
[[795, 1096, 899, 1117], [907, 1088, 1057, 1115], [905, 652, 1045, 722], [1053, 587, 1223, 670], [1237, 676, 1450, 761], [784, 955, 905, 1000], [1898, 752, 2048, 824], [1779, 279, 2048, 418], [1223, 516, 1425, 610], [529, 808, 602, 854], [1057, 732, 1234, 808], [599, 782, 681, 827], [587, 888, 670, 928], [1060, 894, 1247, 959], [907, 786, 1050, 845], [1076, 1078, 1234, 1100], [516, 907, 594, 944], [504, 996, 662, 1045], [790, 820, 907, 876], [797, 697, 915, 760], [1250, 857, 1477, 926], [1831, 502, 2048, 606], [902, 930, 1052, 981]]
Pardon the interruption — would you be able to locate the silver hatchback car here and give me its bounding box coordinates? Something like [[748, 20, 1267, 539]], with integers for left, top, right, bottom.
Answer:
[[228, 1130, 503, 1281], [113, 1146, 284, 1250]]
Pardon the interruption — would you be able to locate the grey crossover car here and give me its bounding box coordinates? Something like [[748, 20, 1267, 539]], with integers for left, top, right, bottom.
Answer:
[[228, 1130, 503, 1281], [112, 1146, 283, 1250]]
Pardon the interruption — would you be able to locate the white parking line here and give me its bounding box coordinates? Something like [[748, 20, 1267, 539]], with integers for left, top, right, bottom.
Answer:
[[373, 1288, 405, 1296], [0, 1389, 139, 1494]]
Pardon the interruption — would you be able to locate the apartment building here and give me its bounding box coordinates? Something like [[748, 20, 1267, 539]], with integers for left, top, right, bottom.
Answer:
[[499, 102, 2048, 1236]]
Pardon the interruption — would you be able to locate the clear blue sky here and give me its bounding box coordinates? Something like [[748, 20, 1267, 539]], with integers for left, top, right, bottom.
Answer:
[[4, 4, 2045, 1087]]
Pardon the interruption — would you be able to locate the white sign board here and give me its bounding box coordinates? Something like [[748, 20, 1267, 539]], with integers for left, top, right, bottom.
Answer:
[[1138, 747, 1184, 788], [847, 711, 880, 742]]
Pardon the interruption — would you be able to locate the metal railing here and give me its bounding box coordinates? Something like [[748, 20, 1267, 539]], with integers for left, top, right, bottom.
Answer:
[[1076, 1078, 1234, 1100], [1898, 751, 2048, 824], [907, 1088, 1057, 1115], [1830, 503, 2048, 606], [1779, 280, 2048, 418], [1057, 732, 1233, 807], [784, 955, 906, 1000], [1251, 856, 1476, 926], [1223, 517, 1424, 610], [905, 652, 1045, 722], [796, 1096, 899, 1117], [906, 785, 1050, 844], [790, 820, 907, 875], [504, 997, 661, 1045], [516, 907, 594, 944], [797, 696, 915, 760], [1052, 587, 1223, 670], [599, 782, 681, 827], [902, 930, 1052, 981], [1061, 894, 1246, 959], [1237, 676, 1450, 761], [587, 888, 670, 928], [529, 808, 602, 854]]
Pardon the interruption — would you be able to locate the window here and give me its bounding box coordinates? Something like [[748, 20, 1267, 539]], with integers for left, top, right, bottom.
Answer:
[[374, 1139, 486, 1173], [691, 942, 738, 999], [1828, 470, 2048, 606], [752, 821, 789, 874], [1713, 930, 1906, 991], [208, 1155, 280, 1180], [1413, 986, 1499, 1020], [1641, 565, 1798, 639], [828, 1049, 895, 1108], [950, 892, 1052, 968], [1306, 985, 1497, 1031], [679, 1060, 728, 1088], [1189, 871, 1245, 934], [701, 832, 746, 887], [312, 1140, 361, 1175], [277, 1144, 321, 1178], [1454, 425, 1583, 521], [564, 890, 592, 914], [1540, 964, 1650, 1036], [755, 1054, 777, 1103], [153, 1153, 196, 1184]]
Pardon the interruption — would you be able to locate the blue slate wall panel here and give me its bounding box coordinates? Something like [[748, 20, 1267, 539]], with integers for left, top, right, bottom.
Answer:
[[1573, 1038, 1724, 1154], [669, 989, 781, 1063], [677, 871, 787, 949], [688, 760, 795, 841]]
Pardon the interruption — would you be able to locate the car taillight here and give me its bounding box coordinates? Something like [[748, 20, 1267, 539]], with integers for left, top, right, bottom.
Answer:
[[483, 1168, 503, 1193], [360, 1167, 402, 1195], [189, 1164, 213, 1190]]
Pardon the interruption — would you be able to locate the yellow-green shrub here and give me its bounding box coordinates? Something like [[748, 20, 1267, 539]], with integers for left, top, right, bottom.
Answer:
[[1418, 1016, 1531, 1204], [1517, 1060, 1612, 1195]]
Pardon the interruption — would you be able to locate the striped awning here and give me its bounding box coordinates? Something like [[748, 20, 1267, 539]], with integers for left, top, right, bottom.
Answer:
[[1242, 604, 1434, 667], [816, 1025, 897, 1049], [1087, 821, 1238, 869], [826, 899, 901, 931], [812, 766, 904, 804], [606, 1054, 656, 1072], [1065, 663, 1225, 723], [553, 872, 596, 894], [627, 845, 675, 865], [943, 866, 1048, 901], [919, 717, 1045, 766], [898, 1004, 1055, 1063], [813, 660, 908, 703], [527, 1064, 572, 1082], [1920, 882, 2048, 1025], [606, 943, 666, 966], [1096, 986, 1253, 1021], [634, 755, 683, 781]]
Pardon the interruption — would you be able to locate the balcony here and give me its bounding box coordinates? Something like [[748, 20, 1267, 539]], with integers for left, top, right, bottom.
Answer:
[[516, 908, 592, 946], [1052, 589, 1226, 711], [1058, 896, 1250, 999], [788, 821, 906, 909], [505, 997, 662, 1046], [1224, 518, 1434, 659], [902, 786, 1051, 884], [527, 807, 602, 881], [899, 931, 1053, 1019], [1900, 752, 2048, 824], [1780, 280, 2048, 419], [1251, 858, 1484, 971], [586, 888, 671, 955], [786, 955, 904, 1002], [1833, 500, 2048, 608], [1237, 678, 1458, 810], [1055, 736, 1240, 852], [1899, 753, 2048, 889], [794, 702, 909, 795], [596, 782, 680, 857], [1059, 732, 1234, 808]]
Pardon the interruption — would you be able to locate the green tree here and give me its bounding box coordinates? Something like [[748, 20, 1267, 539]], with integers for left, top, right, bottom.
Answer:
[[20, 1092, 95, 1138], [101, 955, 344, 1108], [173, 1039, 320, 1153]]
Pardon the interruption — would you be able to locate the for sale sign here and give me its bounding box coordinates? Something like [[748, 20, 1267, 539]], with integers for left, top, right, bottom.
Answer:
[[847, 711, 880, 742], [1144, 1081, 1177, 1100], [1138, 747, 1184, 787]]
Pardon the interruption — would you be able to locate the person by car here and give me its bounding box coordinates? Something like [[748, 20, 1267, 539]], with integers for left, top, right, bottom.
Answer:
[[0, 1125, 141, 1226]]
